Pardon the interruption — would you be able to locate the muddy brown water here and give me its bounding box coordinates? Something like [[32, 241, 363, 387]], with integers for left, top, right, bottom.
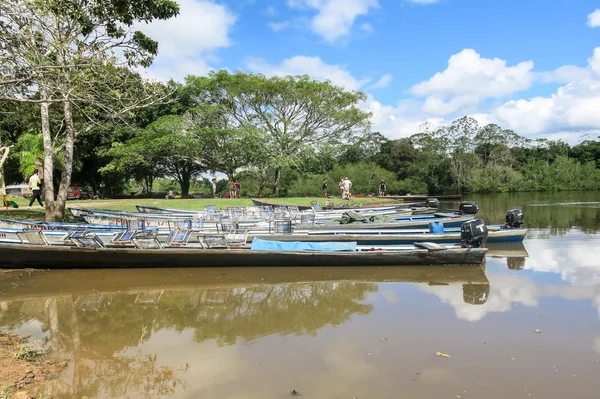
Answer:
[[1, 191, 600, 398]]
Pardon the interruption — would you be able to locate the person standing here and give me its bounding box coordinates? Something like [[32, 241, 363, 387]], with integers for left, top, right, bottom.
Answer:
[[379, 179, 387, 197], [342, 177, 352, 199], [322, 178, 328, 198], [339, 179, 344, 198], [28, 169, 43, 209], [211, 178, 217, 198]]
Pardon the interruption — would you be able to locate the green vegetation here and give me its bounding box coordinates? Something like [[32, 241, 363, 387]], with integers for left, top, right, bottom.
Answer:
[[2, 1, 600, 225]]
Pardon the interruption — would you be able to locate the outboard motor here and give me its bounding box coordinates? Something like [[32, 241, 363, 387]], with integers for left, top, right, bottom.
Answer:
[[425, 197, 440, 209], [505, 209, 524, 229], [459, 201, 479, 215], [460, 218, 488, 248]]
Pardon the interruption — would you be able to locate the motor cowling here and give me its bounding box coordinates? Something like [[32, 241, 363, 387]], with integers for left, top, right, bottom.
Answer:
[[459, 201, 479, 215], [460, 218, 488, 248], [425, 198, 440, 209], [505, 209, 524, 229]]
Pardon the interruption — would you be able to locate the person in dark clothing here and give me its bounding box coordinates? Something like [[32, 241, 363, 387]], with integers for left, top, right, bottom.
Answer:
[[322, 179, 328, 198], [235, 180, 241, 198], [379, 179, 387, 197], [28, 169, 43, 208]]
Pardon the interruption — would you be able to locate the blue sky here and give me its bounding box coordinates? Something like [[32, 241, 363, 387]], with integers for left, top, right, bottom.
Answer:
[[139, 0, 600, 142]]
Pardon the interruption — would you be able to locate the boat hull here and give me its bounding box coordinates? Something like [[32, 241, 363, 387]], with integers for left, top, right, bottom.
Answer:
[[0, 243, 486, 268], [252, 228, 527, 245]]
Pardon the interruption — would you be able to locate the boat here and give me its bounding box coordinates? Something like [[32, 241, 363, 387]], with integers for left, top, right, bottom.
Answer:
[[250, 226, 527, 245], [250, 197, 432, 211], [0, 238, 487, 268]]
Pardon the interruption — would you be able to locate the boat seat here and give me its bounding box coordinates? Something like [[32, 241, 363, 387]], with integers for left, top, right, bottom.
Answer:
[[165, 229, 192, 247], [132, 231, 163, 249], [67, 230, 105, 249], [198, 234, 229, 249], [269, 220, 292, 234], [224, 228, 248, 247], [413, 242, 448, 251], [109, 230, 138, 247], [300, 213, 316, 225], [17, 229, 49, 245]]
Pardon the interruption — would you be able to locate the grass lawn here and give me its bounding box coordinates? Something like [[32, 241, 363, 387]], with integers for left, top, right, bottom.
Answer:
[[2, 196, 399, 221]]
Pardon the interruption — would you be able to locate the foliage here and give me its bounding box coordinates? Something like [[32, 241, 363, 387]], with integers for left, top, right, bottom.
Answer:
[[186, 71, 371, 196]]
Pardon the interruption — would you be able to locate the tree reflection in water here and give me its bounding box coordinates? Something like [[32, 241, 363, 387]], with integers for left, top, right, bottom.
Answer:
[[0, 281, 376, 398]]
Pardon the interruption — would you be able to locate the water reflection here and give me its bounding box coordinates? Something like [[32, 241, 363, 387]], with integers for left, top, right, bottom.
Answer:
[[0, 267, 488, 398]]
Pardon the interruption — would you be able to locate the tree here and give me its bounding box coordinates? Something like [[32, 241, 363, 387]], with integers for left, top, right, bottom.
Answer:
[[187, 71, 372, 196], [0, 0, 179, 220], [0, 145, 12, 197], [184, 105, 269, 180]]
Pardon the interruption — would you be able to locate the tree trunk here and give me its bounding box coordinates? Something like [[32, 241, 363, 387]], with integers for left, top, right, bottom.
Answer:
[[50, 100, 76, 221], [0, 146, 10, 197], [40, 89, 56, 221], [272, 167, 281, 197], [180, 172, 191, 197]]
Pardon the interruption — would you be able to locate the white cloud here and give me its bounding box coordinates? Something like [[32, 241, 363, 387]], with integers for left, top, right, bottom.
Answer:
[[268, 21, 291, 32], [370, 73, 393, 89], [411, 49, 535, 116], [246, 55, 369, 91], [587, 9, 600, 28], [287, 0, 380, 43], [491, 48, 600, 135], [136, 0, 236, 81]]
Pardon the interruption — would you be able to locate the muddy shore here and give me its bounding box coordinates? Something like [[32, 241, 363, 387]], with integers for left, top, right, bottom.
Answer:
[[0, 331, 67, 398]]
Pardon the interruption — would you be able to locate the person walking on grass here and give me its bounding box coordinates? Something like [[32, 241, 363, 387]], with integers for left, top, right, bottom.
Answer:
[[28, 169, 43, 209], [322, 178, 328, 198], [342, 177, 352, 200]]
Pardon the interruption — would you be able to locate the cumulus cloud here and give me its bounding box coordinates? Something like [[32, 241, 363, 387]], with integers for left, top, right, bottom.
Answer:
[[410, 49, 535, 116], [136, 0, 236, 81], [587, 9, 600, 28], [287, 0, 380, 43], [491, 48, 600, 135]]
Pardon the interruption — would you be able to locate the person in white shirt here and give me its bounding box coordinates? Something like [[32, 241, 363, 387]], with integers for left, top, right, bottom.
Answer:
[[28, 169, 43, 208], [342, 177, 352, 199]]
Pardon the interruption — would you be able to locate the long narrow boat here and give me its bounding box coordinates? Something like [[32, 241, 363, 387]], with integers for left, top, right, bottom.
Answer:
[[250, 198, 431, 211], [250, 227, 527, 245], [0, 239, 487, 268]]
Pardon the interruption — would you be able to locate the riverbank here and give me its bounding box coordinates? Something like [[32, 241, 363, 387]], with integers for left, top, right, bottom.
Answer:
[[0, 331, 67, 398]]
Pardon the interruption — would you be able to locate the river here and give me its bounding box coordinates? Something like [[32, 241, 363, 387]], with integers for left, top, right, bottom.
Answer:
[[1, 191, 600, 398]]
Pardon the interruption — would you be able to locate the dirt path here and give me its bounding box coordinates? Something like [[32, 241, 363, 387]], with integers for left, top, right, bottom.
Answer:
[[0, 331, 67, 397]]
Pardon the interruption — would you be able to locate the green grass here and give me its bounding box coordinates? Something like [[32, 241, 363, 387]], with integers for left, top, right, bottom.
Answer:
[[2, 196, 399, 221]]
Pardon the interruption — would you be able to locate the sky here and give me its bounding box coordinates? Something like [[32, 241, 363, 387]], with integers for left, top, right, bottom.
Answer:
[[137, 0, 600, 143]]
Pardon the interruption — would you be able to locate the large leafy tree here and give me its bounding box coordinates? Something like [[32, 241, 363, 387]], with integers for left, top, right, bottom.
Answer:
[[0, 0, 179, 220], [187, 71, 372, 196]]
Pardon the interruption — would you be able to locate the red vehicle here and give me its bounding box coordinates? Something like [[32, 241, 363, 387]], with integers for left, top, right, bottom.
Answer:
[[67, 186, 91, 200]]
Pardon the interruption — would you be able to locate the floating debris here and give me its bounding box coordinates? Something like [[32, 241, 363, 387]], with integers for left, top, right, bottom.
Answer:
[[436, 351, 451, 358], [535, 329, 542, 333]]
